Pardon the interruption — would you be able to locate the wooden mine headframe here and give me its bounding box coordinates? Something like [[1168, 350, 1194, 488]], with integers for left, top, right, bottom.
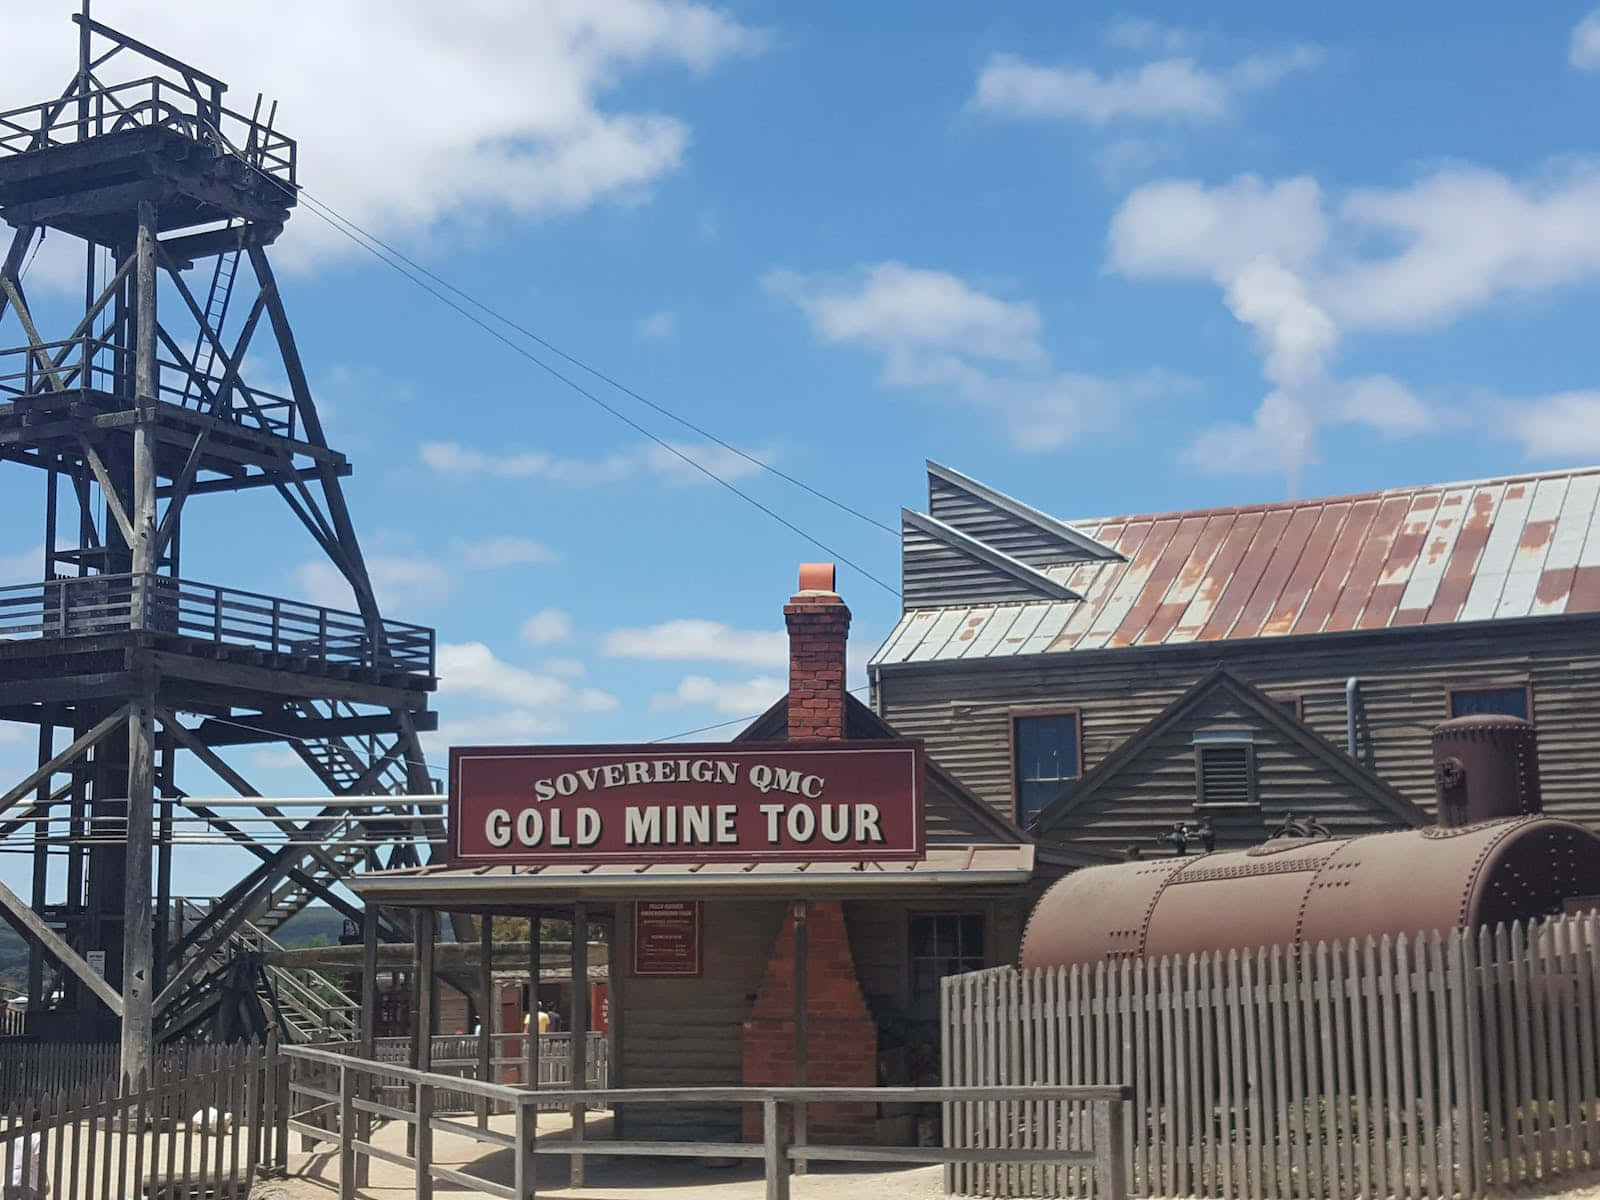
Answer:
[[0, 6, 441, 1077]]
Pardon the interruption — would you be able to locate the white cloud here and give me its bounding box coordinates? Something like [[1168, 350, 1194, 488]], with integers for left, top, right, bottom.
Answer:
[[1105, 165, 1600, 485], [768, 262, 1180, 449], [971, 45, 1317, 125], [12, 1, 764, 274], [768, 262, 1043, 364], [437, 641, 617, 712], [1573, 9, 1600, 70], [428, 710, 565, 750], [541, 657, 587, 679], [1183, 391, 1317, 488], [294, 556, 449, 613], [649, 673, 786, 715], [419, 439, 768, 486], [454, 536, 555, 569], [637, 309, 677, 341], [1104, 18, 1202, 55], [521, 608, 574, 645], [1108, 174, 1327, 280], [602, 618, 787, 668], [1335, 375, 1431, 437], [1223, 256, 1337, 390], [1509, 392, 1600, 459], [1326, 166, 1600, 331]]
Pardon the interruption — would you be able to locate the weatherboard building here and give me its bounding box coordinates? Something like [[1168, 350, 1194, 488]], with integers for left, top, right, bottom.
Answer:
[[353, 563, 1041, 1146]]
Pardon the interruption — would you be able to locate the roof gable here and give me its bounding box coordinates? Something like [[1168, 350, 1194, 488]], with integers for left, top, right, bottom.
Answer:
[[927, 460, 1121, 568], [736, 693, 1027, 845], [902, 509, 1080, 610], [1033, 668, 1427, 850]]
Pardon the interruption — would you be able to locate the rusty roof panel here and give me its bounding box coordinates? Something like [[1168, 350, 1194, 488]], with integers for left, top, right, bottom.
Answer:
[[1200, 507, 1294, 640], [1359, 491, 1442, 630], [1291, 497, 1379, 635], [1426, 484, 1503, 624], [1530, 473, 1599, 616], [1232, 503, 1327, 639], [1394, 486, 1473, 625], [1324, 494, 1412, 632], [1496, 476, 1568, 619], [1111, 514, 1210, 647], [875, 466, 1600, 666]]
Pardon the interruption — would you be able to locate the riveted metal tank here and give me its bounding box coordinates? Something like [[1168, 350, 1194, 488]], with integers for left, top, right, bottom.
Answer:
[[1020, 716, 1600, 970]]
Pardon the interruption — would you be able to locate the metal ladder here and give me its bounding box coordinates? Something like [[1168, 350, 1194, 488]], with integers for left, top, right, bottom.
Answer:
[[177, 247, 241, 410]]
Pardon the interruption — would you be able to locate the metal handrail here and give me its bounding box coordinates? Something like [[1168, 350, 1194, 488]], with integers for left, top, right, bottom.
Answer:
[[282, 1043, 1132, 1200]]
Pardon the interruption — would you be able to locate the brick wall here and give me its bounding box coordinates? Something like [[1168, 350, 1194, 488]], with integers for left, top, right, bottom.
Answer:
[[741, 900, 878, 1142]]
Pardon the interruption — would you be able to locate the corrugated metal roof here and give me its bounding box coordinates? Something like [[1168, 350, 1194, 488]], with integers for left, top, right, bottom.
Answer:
[[873, 466, 1600, 666]]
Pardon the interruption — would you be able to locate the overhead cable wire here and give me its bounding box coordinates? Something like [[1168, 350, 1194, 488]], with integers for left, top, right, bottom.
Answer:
[[648, 684, 873, 743], [281, 190, 900, 598], [290, 185, 900, 540]]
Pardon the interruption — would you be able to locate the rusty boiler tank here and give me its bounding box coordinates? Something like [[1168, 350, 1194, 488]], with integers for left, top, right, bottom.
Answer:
[[1020, 715, 1600, 970]]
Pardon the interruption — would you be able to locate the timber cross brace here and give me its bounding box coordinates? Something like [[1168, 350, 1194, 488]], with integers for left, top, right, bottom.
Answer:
[[0, 5, 445, 1076]]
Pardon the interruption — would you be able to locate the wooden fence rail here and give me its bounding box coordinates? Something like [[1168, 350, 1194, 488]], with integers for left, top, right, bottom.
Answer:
[[943, 912, 1600, 1199], [0, 1042, 286, 1200]]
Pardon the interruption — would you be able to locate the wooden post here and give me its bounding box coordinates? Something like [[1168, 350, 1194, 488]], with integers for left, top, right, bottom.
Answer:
[[514, 1094, 538, 1200], [793, 899, 808, 1174], [527, 916, 541, 1091], [119, 196, 159, 1086], [27, 722, 50, 1012], [764, 1095, 791, 1200], [415, 1079, 434, 1200], [570, 902, 589, 1188], [337, 1063, 355, 1200], [609, 906, 626, 1138], [1094, 1094, 1129, 1200], [357, 903, 378, 1187], [478, 913, 493, 1127]]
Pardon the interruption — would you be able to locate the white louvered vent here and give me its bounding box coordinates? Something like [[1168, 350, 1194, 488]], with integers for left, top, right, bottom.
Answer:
[[1194, 735, 1256, 807]]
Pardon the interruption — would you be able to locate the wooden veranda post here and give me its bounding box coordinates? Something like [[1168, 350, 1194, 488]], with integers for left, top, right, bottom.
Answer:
[[415, 909, 436, 1199], [526, 915, 541, 1091], [793, 898, 808, 1173], [570, 902, 589, 1187], [478, 912, 493, 1126]]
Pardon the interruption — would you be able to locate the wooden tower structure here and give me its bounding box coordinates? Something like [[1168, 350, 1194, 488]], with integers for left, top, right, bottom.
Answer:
[[0, 8, 439, 1076]]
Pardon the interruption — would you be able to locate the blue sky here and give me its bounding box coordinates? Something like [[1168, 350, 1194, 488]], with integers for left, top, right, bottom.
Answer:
[[5, 1, 1600, 895]]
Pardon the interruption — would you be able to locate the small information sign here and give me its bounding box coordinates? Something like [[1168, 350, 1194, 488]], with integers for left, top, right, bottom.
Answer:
[[632, 901, 702, 977]]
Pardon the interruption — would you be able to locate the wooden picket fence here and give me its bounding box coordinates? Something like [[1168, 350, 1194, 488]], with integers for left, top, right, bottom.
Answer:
[[943, 913, 1600, 1199], [0, 1043, 287, 1199]]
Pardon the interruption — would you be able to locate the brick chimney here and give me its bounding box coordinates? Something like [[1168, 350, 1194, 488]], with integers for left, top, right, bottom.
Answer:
[[784, 563, 850, 741], [742, 564, 878, 1145]]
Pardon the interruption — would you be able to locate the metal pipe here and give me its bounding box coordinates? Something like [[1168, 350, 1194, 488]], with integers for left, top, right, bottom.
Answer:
[[1345, 677, 1360, 759]]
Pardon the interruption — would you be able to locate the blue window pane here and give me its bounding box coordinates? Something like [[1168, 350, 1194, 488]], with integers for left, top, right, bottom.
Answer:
[[1015, 715, 1080, 783], [1018, 781, 1059, 824], [1449, 688, 1529, 719]]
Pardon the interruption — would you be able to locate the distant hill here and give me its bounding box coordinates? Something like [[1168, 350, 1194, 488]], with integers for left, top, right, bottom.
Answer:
[[0, 904, 353, 991], [271, 905, 350, 947]]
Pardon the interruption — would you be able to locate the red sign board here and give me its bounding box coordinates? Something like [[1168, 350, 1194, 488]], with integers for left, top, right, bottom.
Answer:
[[448, 740, 925, 865], [633, 901, 702, 977]]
